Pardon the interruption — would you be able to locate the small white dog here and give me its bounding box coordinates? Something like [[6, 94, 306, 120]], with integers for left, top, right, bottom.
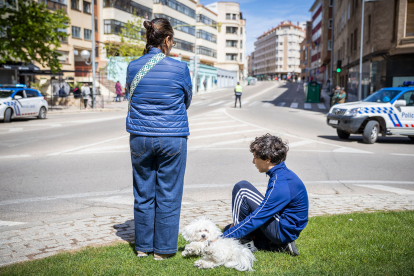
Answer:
[[181, 217, 256, 271]]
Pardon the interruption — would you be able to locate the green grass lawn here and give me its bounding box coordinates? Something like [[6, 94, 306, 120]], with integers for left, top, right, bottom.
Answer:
[[1, 211, 413, 276]]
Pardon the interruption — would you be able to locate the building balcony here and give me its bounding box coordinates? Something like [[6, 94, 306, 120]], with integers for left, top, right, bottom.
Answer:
[[39, 0, 67, 13]]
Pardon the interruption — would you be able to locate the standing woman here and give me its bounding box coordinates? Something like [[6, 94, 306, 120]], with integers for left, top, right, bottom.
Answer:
[[126, 18, 192, 260]]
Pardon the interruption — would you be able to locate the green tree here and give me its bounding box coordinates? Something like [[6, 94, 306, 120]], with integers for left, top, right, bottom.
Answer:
[[103, 14, 146, 79], [0, 0, 70, 72]]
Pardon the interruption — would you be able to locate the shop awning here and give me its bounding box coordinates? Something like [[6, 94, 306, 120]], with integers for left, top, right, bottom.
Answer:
[[0, 63, 40, 71]]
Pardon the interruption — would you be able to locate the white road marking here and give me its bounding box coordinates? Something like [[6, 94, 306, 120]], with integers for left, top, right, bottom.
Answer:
[[69, 116, 125, 124], [390, 153, 414, 157], [333, 147, 372, 154], [48, 135, 129, 156], [191, 124, 247, 132], [189, 137, 257, 149], [288, 140, 315, 148], [243, 100, 250, 104], [222, 109, 374, 153], [208, 100, 226, 106], [317, 103, 326, 109], [225, 101, 235, 105], [190, 116, 228, 121], [8, 128, 23, 132], [190, 129, 260, 140], [355, 185, 414, 195], [0, 220, 27, 227], [278, 102, 286, 107], [244, 84, 280, 101], [0, 154, 31, 159], [290, 102, 298, 108], [304, 103, 312, 109], [248, 101, 259, 106], [189, 120, 236, 126], [263, 103, 271, 107]]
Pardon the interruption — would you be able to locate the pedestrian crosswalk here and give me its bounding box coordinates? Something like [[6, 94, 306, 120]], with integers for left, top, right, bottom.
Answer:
[[190, 98, 327, 111]]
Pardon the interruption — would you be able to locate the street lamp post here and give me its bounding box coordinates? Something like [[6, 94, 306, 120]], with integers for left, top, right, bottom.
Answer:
[[358, 0, 380, 101]]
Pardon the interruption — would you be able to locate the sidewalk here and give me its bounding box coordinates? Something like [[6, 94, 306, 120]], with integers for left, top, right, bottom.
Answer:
[[1, 193, 413, 267], [48, 100, 128, 114]]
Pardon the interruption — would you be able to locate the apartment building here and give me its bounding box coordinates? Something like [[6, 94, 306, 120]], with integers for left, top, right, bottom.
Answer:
[[333, 0, 414, 101], [0, 0, 99, 88], [205, 2, 246, 82], [299, 21, 312, 81], [308, 0, 333, 85], [153, 0, 197, 59], [252, 21, 304, 81]]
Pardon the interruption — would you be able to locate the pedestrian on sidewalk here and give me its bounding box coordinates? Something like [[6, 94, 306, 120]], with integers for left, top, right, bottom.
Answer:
[[126, 18, 192, 261], [219, 134, 309, 256], [234, 82, 242, 108], [123, 84, 129, 101], [214, 78, 217, 88], [203, 79, 207, 91], [81, 83, 90, 109], [115, 81, 122, 102]]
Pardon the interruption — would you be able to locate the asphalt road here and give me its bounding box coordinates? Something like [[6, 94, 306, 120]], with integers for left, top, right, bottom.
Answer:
[[1, 81, 413, 226]]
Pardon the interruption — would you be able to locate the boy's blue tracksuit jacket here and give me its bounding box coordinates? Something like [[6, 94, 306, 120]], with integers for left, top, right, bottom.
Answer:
[[222, 162, 309, 244]]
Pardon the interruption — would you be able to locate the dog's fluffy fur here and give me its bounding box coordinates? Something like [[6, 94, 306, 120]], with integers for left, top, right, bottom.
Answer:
[[181, 217, 256, 271]]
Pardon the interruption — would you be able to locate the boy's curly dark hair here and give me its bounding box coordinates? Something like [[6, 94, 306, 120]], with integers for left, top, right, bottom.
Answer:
[[249, 134, 289, 165]]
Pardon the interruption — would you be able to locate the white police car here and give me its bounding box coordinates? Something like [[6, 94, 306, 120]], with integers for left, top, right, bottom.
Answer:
[[0, 84, 48, 123], [327, 81, 414, 144]]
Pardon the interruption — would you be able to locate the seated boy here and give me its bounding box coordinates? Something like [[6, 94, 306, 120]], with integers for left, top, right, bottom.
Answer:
[[221, 133, 309, 256]]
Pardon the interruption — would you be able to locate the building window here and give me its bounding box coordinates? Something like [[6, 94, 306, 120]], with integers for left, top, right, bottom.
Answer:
[[240, 40, 243, 49], [329, 0, 333, 7], [197, 30, 217, 43], [84, 29, 92, 40], [226, 27, 238, 34], [95, 18, 98, 32], [232, 14, 237, 20], [328, 19, 333, 29], [367, 15, 371, 42], [226, 40, 237, 47], [56, 50, 70, 63], [406, 0, 414, 37], [240, 53, 242, 61], [58, 26, 68, 43], [328, 40, 332, 50], [279, 57, 282, 60], [71, 0, 79, 10], [197, 46, 217, 57], [72, 26, 81, 38], [155, 14, 194, 35], [153, 0, 195, 18], [95, 46, 99, 58], [354, 29, 357, 51], [83, 1, 91, 13], [103, 0, 153, 20], [104, 19, 126, 35], [350, 33, 353, 53], [226, 13, 231, 20], [197, 14, 217, 28], [175, 38, 194, 52], [226, 54, 237, 61], [240, 27, 243, 35]]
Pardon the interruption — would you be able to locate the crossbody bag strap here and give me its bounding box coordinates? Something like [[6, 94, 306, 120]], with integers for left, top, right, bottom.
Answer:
[[128, 52, 166, 111]]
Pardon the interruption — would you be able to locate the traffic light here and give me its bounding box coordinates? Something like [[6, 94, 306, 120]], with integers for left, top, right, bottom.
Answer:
[[336, 60, 342, 73]]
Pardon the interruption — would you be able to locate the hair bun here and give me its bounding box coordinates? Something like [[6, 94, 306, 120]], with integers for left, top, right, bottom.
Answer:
[[143, 20, 153, 31]]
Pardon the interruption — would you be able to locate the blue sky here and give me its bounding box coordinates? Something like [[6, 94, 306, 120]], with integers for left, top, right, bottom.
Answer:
[[200, 0, 312, 56]]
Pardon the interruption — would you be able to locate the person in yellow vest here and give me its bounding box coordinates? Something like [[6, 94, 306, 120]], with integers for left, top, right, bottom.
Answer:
[[235, 82, 243, 108]]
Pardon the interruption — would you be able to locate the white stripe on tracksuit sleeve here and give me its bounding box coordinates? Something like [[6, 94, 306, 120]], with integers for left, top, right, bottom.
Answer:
[[222, 178, 292, 239]]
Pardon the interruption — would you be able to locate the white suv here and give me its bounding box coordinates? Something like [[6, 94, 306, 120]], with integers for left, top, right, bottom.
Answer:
[[0, 85, 48, 123], [327, 84, 414, 144]]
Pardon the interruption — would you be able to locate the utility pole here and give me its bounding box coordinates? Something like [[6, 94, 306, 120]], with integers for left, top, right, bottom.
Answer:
[[330, 0, 335, 89], [91, 0, 96, 108]]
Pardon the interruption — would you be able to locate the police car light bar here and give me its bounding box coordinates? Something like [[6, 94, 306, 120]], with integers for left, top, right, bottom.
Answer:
[[0, 84, 27, 88], [402, 81, 414, 86]]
